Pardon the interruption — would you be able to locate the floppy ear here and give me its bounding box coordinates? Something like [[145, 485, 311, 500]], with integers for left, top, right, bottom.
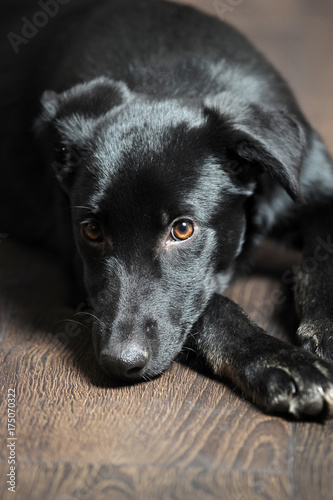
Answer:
[[204, 93, 306, 202], [36, 77, 133, 189]]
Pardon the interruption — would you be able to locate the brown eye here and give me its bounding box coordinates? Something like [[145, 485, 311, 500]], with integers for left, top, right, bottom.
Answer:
[[81, 220, 104, 243], [171, 220, 194, 241]]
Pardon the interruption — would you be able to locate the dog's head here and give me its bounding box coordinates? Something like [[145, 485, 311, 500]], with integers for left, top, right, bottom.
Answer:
[[39, 77, 305, 379]]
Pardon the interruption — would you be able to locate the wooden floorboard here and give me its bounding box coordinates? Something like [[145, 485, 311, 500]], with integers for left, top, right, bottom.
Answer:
[[1, 1, 333, 499], [1, 244, 333, 500]]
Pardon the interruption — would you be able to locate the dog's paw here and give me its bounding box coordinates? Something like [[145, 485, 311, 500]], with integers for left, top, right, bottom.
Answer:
[[252, 355, 333, 419], [296, 320, 333, 361]]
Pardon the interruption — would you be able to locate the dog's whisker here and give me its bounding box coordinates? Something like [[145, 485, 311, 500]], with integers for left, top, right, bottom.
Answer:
[[95, 257, 109, 268], [70, 205, 93, 211], [182, 346, 197, 354], [75, 311, 101, 323], [57, 318, 92, 331], [77, 313, 107, 330]]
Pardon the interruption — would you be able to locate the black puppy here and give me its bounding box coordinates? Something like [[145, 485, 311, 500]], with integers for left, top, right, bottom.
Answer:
[[1, 0, 333, 419]]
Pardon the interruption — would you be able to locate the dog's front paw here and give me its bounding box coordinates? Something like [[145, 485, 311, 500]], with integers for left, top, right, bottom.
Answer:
[[296, 320, 333, 361], [252, 355, 333, 419]]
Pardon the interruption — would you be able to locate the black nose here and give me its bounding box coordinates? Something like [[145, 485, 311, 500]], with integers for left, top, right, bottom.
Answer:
[[100, 342, 150, 379]]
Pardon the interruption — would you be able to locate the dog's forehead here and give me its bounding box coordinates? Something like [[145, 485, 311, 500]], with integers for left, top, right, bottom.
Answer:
[[85, 100, 210, 208], [76, 98, 245, 223], [93, 97, 207, 158]]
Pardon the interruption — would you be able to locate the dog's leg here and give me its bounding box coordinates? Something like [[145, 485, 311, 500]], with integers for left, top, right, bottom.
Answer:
[[287, 132, 333, 361], [189, 294, 333, 418], [293, 207, 333, 361]]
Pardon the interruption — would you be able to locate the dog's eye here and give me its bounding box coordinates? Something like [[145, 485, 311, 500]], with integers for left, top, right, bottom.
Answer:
[[171, 220, 194, 241], [80, 220, 104, 243]]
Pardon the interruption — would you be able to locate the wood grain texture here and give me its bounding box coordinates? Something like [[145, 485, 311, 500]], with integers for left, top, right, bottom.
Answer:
[[292, 423, 333, 500], [1, 1, 333, 499]]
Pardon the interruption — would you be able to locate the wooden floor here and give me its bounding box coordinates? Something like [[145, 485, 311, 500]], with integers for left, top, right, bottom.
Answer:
[[1, 1, 333, 499]]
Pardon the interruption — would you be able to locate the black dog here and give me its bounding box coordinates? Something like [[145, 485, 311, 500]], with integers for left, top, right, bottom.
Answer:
[[1, 0, 333, 419]]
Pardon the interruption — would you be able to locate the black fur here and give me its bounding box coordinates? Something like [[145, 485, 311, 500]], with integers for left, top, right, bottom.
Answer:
[[1, 0, 333, 419]]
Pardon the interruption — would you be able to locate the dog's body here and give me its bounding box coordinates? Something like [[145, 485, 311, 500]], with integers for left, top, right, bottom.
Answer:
[[1, 0, 333, 418]]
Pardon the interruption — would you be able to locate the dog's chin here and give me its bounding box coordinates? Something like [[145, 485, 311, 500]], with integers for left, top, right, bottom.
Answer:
[[98, 361, 167, 384], [96, 351, 173, 383]]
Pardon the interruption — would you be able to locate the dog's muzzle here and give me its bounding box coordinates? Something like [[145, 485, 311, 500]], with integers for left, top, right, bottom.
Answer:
[[99, 341, 150, 379]]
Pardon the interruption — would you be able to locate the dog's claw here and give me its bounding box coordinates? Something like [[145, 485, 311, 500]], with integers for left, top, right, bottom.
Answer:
[[296, 320, 333, 362], [253, 358, 333, 419]]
